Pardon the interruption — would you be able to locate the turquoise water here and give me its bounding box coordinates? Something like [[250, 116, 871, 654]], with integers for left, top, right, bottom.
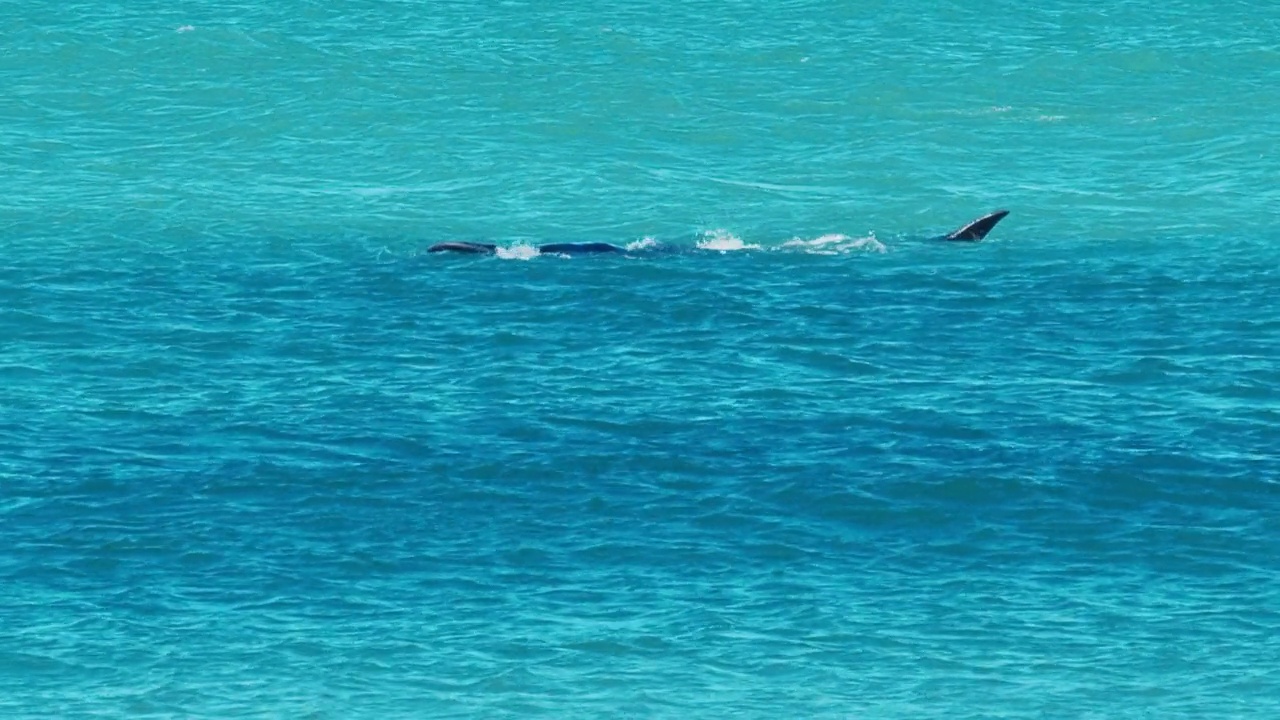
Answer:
[[3, 1, 1279, 717]]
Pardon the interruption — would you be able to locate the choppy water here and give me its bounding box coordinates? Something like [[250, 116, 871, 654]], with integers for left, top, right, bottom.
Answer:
[[3, 1, 1279, 717]]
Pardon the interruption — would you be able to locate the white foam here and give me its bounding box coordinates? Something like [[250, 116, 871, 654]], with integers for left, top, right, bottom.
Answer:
[[495, 244, 539, 261], [696, 229, 760, 252], [177, 25, 195, 33], [626, 237, 659, 252]]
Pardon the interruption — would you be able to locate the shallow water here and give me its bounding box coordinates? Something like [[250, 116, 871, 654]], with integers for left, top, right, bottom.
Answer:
[[3, 1, 1279, 717]]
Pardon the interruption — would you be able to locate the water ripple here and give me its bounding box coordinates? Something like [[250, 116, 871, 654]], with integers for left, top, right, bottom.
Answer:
[[5, 0, 1280, 717]]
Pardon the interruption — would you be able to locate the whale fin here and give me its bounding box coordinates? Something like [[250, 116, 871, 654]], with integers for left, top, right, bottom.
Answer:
[[942, 210, 1009, 241], [428, 242, 498, 254]]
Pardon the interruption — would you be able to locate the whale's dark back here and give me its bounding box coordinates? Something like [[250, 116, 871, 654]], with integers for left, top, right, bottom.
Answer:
[[427, 241, 497, 254], [536, 242, 626, 254]]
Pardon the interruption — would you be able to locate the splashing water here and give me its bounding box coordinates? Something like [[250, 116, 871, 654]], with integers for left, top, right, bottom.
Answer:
[[696, 229, 761, 252]]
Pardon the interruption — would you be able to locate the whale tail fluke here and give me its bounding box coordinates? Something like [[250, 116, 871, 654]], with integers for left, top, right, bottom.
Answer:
[[942, 209, 1009, 241]]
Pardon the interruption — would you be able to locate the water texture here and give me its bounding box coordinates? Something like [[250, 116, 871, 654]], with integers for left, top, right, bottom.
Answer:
[[2, 1, 1279, 717]]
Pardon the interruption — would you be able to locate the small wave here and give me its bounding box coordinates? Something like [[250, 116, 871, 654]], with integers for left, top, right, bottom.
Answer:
[[780, 233, 886, 254]]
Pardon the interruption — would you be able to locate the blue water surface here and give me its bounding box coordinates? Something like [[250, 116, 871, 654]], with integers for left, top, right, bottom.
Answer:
[[2, 1, 1279, 717]]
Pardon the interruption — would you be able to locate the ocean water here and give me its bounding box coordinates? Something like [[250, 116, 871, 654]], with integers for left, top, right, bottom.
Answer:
[[2, 1, 1279, 717]]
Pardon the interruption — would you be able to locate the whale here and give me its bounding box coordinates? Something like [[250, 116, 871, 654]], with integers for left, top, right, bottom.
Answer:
[[426, 241, 498, 254], [425, 210, 1010, 255], [536, 242, 626, 255]]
